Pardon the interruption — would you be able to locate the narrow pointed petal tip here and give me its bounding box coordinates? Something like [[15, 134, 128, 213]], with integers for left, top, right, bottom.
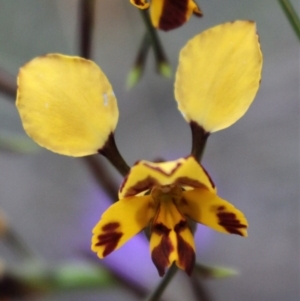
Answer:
[[175, 21, 263, 133], [179, 188, 248, 237], [16, 54, 119, 157]]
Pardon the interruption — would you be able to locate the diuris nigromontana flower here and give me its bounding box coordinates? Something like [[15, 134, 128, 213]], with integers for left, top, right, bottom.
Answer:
[[130, 0, 202, 31], [92, 156, 248, 276], [16, 21, 262, 276]]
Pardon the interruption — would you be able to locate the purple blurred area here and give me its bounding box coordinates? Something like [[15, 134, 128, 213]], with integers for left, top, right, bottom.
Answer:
[[0, 0, 299, 300]]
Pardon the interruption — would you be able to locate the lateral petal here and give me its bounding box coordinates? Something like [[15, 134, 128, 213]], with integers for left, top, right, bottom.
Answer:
[[179, 188, 248, 236], [92, 195, 154, 258], [16, 54, 119, 157], [119, 156, 215, 199], [175, 21, 262, 132]]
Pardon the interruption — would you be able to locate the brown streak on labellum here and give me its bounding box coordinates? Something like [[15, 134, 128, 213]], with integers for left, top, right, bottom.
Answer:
[[159, 0, 189, 31], [123, 176, 158, 197], [151, 223, 173, 276], [177, 233, 195, 276], [96, 222, 122, 256], [151, 234, 173, 277], [174, 220, 187, 233], [217, 212, 247, 236]]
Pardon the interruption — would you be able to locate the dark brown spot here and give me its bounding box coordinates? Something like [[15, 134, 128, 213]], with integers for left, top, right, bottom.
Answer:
[[153, 223, 171, 235], [175, 176, 207, 189], [159, 0, 189, 31], [95, 232, 123, 257], [122, 176, 159, 197], [95, 222, 123, 257], [218, 206, 225, 211], [151, 235, 174, 277], [174, 220, 187, 233], [102, 222, 120, 232], [217, 212, 247, 236], [177, 233, 195, 276]]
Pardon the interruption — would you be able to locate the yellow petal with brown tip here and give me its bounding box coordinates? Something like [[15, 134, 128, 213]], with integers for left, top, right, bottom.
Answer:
[[16, 54, 119, 157], [175, 21, 262, 132]]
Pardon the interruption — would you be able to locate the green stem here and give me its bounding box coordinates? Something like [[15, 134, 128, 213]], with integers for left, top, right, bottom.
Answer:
[[139, 10, 170, 74], [4, 229, 36, 261], [278, 0, 300, 41], [144, 264, 178, 301]]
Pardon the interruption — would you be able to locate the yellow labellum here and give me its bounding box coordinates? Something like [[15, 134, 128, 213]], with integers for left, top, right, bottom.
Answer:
[[175, 21, 263, 132], [16, 54, 119, 156]]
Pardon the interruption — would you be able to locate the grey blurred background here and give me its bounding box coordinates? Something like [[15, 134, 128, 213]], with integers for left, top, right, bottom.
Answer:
[[0, 0, 299, 300]]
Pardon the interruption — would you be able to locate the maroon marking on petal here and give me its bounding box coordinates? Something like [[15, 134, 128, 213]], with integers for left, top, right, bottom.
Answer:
[[174, 220, 187, 233], [123, 176, 159, 197], [151, 234, 174, 277], [175, 177, 207, 189], [177, 233, 195, 276], [200, 165, 215, 188], [143, 162, 182, 177], [102, 222, 120, 232], [217, 206, 225, 211], [153, 223, 171, 236], [133, 0, 145, 5], [158, 0, 189, 31], [217, 212, 247, 236], [95, 222, 122, 257]]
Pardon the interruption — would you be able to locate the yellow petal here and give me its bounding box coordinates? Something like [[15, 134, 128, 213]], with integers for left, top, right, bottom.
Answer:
[[16, 54, 119, 157], [175, 226, 195, 275], [130, 0, 150, 9], [179, 188, 248, 236], [150, 197, 196, 276], [150, 0, 202, 31], [175, 21, 263, 132], [92, 195, 154, 258], [119, 156, 215, 199]]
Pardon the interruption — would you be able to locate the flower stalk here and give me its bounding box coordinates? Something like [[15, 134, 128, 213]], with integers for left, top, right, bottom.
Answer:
[[278, 0, 300, 41]]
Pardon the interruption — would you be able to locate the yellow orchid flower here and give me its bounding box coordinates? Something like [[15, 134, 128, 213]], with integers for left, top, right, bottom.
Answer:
[[92, 156, 247, 276], [130, 0, 202, 31], [15, 21, 262, 276]]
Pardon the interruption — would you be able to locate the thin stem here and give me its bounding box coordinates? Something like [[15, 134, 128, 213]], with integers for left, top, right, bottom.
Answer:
[[79, 0, 96, 58], [4, 229, 36, 260], [190, 273, 213, 301], [82, 156, 119, 201], [139, 10, 169, 71], [127, 31, 152, 88], [0, 68, 16, 99], [144, 264, 178, 301], [98, 133, 130, 177], [190, 121, 210, 161], [278, 0, 300, 41]]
